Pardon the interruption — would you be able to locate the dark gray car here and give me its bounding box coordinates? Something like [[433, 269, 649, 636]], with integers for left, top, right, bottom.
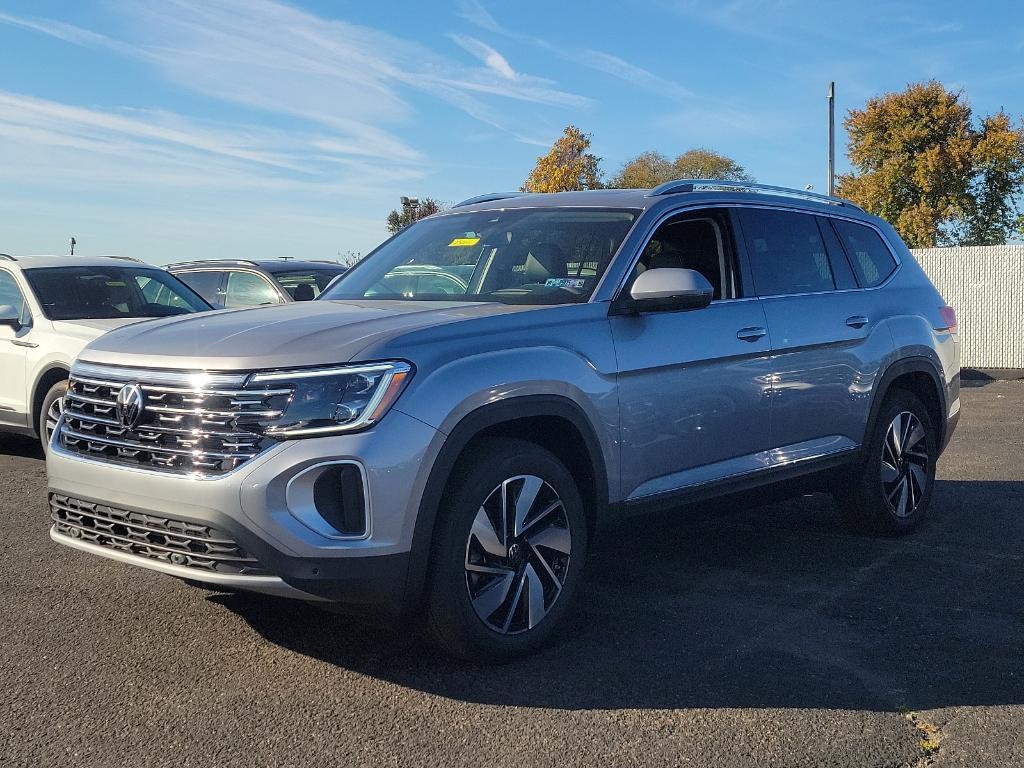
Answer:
[[47, 180, 960, 660], [166, 258, 347, 308]]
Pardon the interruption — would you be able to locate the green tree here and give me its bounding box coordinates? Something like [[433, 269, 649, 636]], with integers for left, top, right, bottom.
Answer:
[[521, 125, 603, 192], [671, 149, 754, 183], [837, 80, 1024, 247], [609, 150, 673, 188], [385, 198, 444, 234], [609, 148, 753, 188]]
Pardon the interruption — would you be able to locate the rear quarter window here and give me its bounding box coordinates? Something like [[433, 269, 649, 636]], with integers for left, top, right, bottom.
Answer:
[[831, 219, 898, 287]]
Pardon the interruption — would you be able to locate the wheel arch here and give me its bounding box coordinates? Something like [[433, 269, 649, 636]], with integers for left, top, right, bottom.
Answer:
[[31, 365, 71, 436], [865, 356, 947, 453], [403, 394, 608, 609]]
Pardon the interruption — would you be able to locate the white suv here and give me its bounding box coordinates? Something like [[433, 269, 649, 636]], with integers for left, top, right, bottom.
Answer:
[[0, 254, 211, 451]]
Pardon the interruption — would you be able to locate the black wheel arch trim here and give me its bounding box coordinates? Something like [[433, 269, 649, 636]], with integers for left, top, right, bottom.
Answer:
[[31, 365, 71, 436], [865, 356, 949, 454], [402, 394, 609, 611]]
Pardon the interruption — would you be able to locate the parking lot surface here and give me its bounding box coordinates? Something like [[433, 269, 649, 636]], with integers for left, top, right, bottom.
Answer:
[[2, 380, 1022, 767]]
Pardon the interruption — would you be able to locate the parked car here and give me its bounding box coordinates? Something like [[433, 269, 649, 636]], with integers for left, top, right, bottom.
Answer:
[[0, 254, 212, 452], [47, 181, 960, 660], [166, 259, 347, 308]]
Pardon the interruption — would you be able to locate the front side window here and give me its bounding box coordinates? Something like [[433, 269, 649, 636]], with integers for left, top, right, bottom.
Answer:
[[323, 207, 640, 305], [0, 269, 28, 324], [738, 209, 835, 297], [23, 266, 210, 320], [175, 271, 226, 307], [632, 209, 739, 300], [223, 271, 282, 308], [831, 219, 898, 287]]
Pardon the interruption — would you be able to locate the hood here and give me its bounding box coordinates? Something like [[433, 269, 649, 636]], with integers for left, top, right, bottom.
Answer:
[[79, 300, 536, 370], [50, 317, 150, 343]]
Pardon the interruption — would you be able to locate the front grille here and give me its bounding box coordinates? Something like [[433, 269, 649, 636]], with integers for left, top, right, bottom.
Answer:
[[60, 363, 293, 476], [50, 494, 268, 575]]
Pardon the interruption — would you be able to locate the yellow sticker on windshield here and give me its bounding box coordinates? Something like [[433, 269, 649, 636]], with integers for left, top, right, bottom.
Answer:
[[448, 237, 480, 247]]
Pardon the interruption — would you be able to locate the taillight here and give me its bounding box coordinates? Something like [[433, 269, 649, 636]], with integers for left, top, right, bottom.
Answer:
[[939, 306, 958, 334]]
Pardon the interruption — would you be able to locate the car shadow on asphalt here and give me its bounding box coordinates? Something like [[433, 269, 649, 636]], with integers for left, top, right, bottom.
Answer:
[[218, 478, 1024, 712], [0, 433, 43, 460]]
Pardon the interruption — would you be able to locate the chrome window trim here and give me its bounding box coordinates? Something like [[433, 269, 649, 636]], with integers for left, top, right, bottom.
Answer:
[[603, 201, 903, 304]]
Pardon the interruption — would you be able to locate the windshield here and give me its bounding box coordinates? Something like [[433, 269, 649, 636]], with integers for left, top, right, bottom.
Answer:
[[24, 265, 211, 320], [269, 267, 347, 300], [322, 207, 640, 304]]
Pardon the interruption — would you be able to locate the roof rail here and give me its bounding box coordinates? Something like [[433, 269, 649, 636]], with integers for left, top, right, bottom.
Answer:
[[0, 253, 15, 261], [452, 192, 527, 208], [645, 179, 862, 210], [98, 254, 144, 263], [164, 259, 262, 269]]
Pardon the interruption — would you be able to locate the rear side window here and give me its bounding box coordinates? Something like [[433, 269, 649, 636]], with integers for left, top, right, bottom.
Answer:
[[831, 219, 898, 287], [176, 271, 225, 307], [738, 209, 835, 297], [223, 271, 280, 308]]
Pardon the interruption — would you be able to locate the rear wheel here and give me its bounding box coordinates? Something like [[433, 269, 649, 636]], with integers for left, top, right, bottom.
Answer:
[[836, 390, 937, 535], [424, 438, 588, 661], [38, 380, 68, 454]]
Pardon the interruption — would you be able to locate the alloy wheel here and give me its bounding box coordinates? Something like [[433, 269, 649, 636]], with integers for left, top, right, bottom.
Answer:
[[880, 411, 929, 518], [44, 395, 64, 446], [464, 474, 572, 635]]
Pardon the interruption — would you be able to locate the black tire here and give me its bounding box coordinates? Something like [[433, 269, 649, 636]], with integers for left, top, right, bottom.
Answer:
[[424, 437, 588, 662], [836, 389, 937, 535], [38, 379, 68, 454]]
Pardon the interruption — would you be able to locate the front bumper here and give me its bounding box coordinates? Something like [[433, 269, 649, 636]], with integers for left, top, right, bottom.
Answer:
[[47, 409, 441, 613]]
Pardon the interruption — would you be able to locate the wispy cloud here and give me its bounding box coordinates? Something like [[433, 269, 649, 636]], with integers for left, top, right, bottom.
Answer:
[[457, 0, 693, 102], [449, 34, 518, 80], [0, 0, 591, 156], [0, 89, 425, 194]]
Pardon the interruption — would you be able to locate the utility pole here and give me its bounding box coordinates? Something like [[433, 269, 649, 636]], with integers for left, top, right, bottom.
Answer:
[[827, 81, 836, 196]]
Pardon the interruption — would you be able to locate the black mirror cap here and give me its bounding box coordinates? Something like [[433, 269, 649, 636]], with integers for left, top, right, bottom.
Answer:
[[610, 291, 712, 315]]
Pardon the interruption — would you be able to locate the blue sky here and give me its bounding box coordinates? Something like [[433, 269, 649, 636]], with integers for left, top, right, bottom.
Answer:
[[0, 0, 1021, 263]]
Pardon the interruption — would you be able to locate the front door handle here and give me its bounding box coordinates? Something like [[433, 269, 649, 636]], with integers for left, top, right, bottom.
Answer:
[[11, 339, 38, 348], [736, 326, 767, 342], [845, 315, 869, 329]]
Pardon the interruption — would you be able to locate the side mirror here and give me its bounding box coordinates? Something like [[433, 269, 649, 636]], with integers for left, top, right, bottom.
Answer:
[[620, 268, 713, 313], [0, 304, 21, 330]]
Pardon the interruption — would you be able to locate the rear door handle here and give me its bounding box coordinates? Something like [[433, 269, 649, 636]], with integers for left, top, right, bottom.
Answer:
[[845, 315, 869, 329], [736, 326, 767, 342]]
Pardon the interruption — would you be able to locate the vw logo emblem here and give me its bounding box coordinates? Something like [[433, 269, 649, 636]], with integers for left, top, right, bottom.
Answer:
[[115, 383, 145, 429]]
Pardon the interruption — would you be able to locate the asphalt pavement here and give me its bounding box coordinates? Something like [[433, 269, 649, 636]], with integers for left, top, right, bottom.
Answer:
[[2, 380, 1022, 767]]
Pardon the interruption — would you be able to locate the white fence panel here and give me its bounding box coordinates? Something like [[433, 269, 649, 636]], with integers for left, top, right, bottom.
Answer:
[[911, 245, 1024, 369]]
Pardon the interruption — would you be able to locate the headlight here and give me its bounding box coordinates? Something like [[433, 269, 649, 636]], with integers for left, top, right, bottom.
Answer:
[[244, 361, 412, 438]]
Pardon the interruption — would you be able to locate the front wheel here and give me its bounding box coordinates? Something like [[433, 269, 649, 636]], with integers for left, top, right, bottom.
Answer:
[[38, 380, 68, 454], [424, 438, 588, 661], [836, 390, 937, 535]]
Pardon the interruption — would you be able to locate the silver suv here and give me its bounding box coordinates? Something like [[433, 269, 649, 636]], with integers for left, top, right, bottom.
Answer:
[[47, 181, 961, 660]]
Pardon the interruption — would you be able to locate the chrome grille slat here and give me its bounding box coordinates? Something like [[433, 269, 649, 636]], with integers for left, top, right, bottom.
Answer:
[[61, 427, 258, 459], [60, 365, 289, 476], [143, 403, 283, 418], [49, 494, 267, 575]]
